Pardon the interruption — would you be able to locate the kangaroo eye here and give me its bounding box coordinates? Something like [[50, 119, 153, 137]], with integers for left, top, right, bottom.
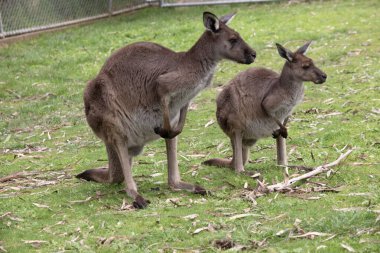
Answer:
[[229, 38, 238, 45], [302, 64, 310, 69]]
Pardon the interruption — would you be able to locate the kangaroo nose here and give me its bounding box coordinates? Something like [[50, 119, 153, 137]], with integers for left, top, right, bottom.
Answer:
[[322, 73, 327, 80], [252, 51, 256, 59]]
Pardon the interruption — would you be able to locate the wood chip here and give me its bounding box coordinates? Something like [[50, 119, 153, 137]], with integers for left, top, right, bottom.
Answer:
[[229, 213, 261, 221]]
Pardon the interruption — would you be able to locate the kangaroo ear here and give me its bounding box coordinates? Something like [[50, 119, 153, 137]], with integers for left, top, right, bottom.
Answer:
[[296, 41, 312, 55], [219, 13, 236, 25], [276, 43, 294, 62], [203, 12, 220, 32]]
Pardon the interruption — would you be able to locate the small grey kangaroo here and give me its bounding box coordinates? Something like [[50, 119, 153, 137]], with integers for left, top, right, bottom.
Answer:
[[76, 12, 256, 208], [203, 41, 327, 173]]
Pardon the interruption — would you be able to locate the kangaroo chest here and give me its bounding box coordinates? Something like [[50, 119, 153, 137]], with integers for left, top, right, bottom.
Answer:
[[244, 86, 305, 139], [170, 67, 215, 111]]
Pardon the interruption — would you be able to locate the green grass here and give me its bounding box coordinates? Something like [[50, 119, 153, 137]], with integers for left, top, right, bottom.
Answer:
[[1, 0, 379, 252]]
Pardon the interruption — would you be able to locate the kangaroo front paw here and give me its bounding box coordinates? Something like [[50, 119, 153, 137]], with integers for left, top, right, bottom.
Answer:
[[272, 129, 280, 139], [133, 195, 150, 209], [279, 126, 288, 138], [154, 126, 181, 139], [273, 127, 288, 139]]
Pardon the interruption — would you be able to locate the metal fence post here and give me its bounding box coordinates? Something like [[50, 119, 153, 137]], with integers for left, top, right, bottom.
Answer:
[[0, 11, 4, 38], [108, 0, 113, 16]]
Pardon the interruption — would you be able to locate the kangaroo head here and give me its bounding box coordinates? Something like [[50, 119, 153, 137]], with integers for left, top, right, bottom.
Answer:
[[203, 12, 256, 64], [276, 41, 327, 84]]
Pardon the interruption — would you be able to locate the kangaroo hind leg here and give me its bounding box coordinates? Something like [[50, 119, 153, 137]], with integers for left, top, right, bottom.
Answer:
[[166, 137, 207, 195], [111, 138, 149, 209], [76, 144, 124, 183]]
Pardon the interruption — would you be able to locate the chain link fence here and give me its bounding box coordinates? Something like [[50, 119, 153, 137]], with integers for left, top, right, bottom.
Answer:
[[160, 0, 278, 7], [0, 0, 150, 38], [0, 0, 278, 39]]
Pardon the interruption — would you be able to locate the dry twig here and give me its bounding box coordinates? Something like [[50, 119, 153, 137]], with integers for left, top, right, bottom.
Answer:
[[244, 149, 354, 200]]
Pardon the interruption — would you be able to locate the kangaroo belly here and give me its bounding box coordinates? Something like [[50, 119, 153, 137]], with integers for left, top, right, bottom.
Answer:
[[244, 118, 278, 139], [244, 112, 290, 140], [122, 107, 180, 147]]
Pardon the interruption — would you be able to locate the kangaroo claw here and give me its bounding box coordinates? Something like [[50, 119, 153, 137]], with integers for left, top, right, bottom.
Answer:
[[194, 185, 208, 196], [133, 195, 150, 209]]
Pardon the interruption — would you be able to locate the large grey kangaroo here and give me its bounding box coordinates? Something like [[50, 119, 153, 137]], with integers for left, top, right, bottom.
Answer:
[[77, 12, 256, 208], [203, 42, 327, 173]]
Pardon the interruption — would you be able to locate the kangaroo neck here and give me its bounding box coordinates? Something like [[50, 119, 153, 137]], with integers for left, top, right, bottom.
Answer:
[[279, 62, 303, 91], [185, 31, 218, 73]]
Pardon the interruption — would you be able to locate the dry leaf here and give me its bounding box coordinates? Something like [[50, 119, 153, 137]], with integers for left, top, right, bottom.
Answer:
[[341, 243, 355, 252], [165, 198, 181, 204], [193, 224, 215, 235], [204, 119, 215, 128], [229, 213, 260, 221], [183, 214, 198, 220], [333, 207, 367, 212], [316, 112, 342, 119], [69, 197, 92, 204], [250, 173, 261, 179], [192, 226, 209, 235], [23, 240, 48, 248], [120, 199, 134, 211], [150, 173, 163, 178], [346, 192, 372, 197], [32, 203, 50, 209], [0, 245, 7, 253], [289, 232, 332, 239], [276, 228, 290, 236]]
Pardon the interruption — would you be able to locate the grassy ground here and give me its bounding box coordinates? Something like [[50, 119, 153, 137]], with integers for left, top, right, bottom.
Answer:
[[1, 0, 379, 252]]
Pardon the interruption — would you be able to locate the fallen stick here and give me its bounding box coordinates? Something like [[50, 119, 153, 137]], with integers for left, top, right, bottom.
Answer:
[[0, 171, 31, 183], [267, 149, 354, 192]]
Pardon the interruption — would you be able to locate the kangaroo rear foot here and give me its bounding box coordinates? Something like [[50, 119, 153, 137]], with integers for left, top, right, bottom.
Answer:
[[76, 166, 124, 183], [76, 167, 110, 183], [125, 188, 150, 209], [170, 181, 208, 196], [202, 158, 233, 169], [133, 195, 151, 209]]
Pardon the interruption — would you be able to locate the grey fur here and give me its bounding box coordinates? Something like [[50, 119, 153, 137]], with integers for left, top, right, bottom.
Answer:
[[76, 12, 256, 208], [203, 42, 327, 172]]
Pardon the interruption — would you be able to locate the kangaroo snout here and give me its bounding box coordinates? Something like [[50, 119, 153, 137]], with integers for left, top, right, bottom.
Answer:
[[244, 49, 256, 64], [315, 72, 327, 84]]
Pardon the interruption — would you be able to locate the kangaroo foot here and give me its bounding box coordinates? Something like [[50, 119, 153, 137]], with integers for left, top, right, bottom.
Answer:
[[170, 181, 208, 196], [76, 167, 110, 183], [154, 126, 181, 139], [194, 185, 208, 195], [132, 195, 150, 209]]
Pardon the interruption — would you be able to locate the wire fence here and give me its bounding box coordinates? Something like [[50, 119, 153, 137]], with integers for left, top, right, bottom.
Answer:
[[0, 0, 278, 39], [0, 0, 150, 38], [160, 0, 278, 7]]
